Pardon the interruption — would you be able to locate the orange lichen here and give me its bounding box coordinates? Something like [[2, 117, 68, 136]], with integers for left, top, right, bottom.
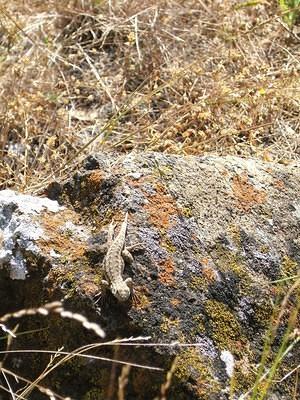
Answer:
[[170, 298, 181, 307], [273, 179, 285, 189], [201, 257, 210, 266], [38, 210, 87, 260], [127, 175, 150, 187], [86, 171, 104, 190], [202, 266, 217, 282], [144, 183, 179, 230], [232, 174, 267, 211], [158, 258, 175, 285]]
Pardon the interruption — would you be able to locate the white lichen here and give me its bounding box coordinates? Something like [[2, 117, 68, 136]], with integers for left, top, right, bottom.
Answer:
[[0, 189, 62, 214], [220, 350, 235, 378], [0, 190, 62, 279]]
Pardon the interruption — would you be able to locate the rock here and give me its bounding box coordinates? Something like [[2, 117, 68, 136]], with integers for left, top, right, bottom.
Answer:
[[0, 153, 299, 400]]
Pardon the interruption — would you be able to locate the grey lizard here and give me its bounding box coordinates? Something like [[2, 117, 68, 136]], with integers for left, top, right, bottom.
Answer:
[[101, 212, 134, 302]]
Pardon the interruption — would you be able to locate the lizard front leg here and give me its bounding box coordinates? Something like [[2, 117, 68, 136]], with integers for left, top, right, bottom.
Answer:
[[124, 277, 133, 289], [122, 242, 144, 263]]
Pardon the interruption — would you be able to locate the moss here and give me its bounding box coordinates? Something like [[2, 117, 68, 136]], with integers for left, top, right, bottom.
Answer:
[[83, 388, 106, 400], [228, 224, 241, 247], [174, 348, 220, 399], [181, 207, 193, 218], [192, 314, 206, 335], [230, 356, 256, 396], [212, 244, 245, 274], [205, 300, 244, 351], [281, 256, 299, 278], [253, 298, 274, 328], [160, 316, 180, 334], [189, 275, 209, 291], [212, 244, 256, 296], [161, 236, 177, 253]]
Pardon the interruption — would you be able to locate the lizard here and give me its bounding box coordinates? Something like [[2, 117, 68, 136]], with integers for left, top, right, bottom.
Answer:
[[101, 212, 134, 302]]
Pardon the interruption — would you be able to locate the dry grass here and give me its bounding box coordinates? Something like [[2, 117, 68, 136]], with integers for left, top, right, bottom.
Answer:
[[0, 301, 161, 398], [0, 0, 299, 191]]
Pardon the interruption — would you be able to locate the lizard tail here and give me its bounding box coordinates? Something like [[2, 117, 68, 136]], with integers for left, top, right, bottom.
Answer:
[[123, 211, 128, 226]]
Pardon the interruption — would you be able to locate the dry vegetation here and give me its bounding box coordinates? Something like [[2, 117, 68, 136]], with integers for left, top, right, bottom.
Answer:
[[0, 0, 299, 191]]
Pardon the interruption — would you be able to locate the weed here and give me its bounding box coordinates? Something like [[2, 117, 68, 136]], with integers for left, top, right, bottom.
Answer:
[[279, 0, 300, 26]]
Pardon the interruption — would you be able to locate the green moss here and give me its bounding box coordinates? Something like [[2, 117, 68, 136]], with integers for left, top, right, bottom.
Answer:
[[230, 357, 256, 396], [189, 275, 209, 291], [83, 388, 105, 400], [174, 349, 220, 399], [161, 236, 177, 253], [211, 244, 256, 296], [212, 244, 245, 274], [253, 298, 274, 328], [160, 316, 180, 334], [205, 300, 243, 351], [181, 207, 193, 218], [192, 314, 206, 335], [281, 256, 299, 278]]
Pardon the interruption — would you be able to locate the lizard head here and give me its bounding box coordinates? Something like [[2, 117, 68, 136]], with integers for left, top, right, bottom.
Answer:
[[111, 281, 131, 302]]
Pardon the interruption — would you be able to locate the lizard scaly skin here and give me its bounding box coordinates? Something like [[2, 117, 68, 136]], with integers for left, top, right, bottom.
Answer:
[[102, 212, 133, 301]]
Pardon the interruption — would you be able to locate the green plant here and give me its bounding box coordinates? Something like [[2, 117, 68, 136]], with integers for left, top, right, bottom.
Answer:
[[238, 277, 300, 400], [279, 0, 300, 26]]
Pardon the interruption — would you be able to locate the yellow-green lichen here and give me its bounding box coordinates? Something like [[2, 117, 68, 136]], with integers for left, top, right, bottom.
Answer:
[[83, 388, 106, 400], [212, 244, 245, 275], [181, 206, 193, 218], [154, 164, 174, 179], [92, 274, 103, 286], [192, 314, 206, 335], [253, 298, 274, 328], [229, 356, 256, 396], [228, 224, 241, 247], [174, 349, 220, 398], [205, 300, 243, 351], [189, 275, 209, 291], [161, 236, 177, 253], [259, 244, 270, 254], [281, 256, 299, 279], [160, 316, 180, 334], [211, 244, 258, 296]]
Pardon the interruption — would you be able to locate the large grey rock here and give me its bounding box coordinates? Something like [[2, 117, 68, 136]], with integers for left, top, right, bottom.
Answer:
[[0, 153, 299, 400]]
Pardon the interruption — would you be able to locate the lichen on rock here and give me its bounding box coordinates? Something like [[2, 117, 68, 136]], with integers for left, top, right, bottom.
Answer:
[[0, 153, 299, 399]]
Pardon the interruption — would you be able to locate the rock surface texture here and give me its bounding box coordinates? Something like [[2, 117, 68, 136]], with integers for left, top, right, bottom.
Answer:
[[0, 152, 299, 400]]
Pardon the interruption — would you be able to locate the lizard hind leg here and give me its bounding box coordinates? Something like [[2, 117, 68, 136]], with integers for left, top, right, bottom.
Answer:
[[122, 248, 134, 264]]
